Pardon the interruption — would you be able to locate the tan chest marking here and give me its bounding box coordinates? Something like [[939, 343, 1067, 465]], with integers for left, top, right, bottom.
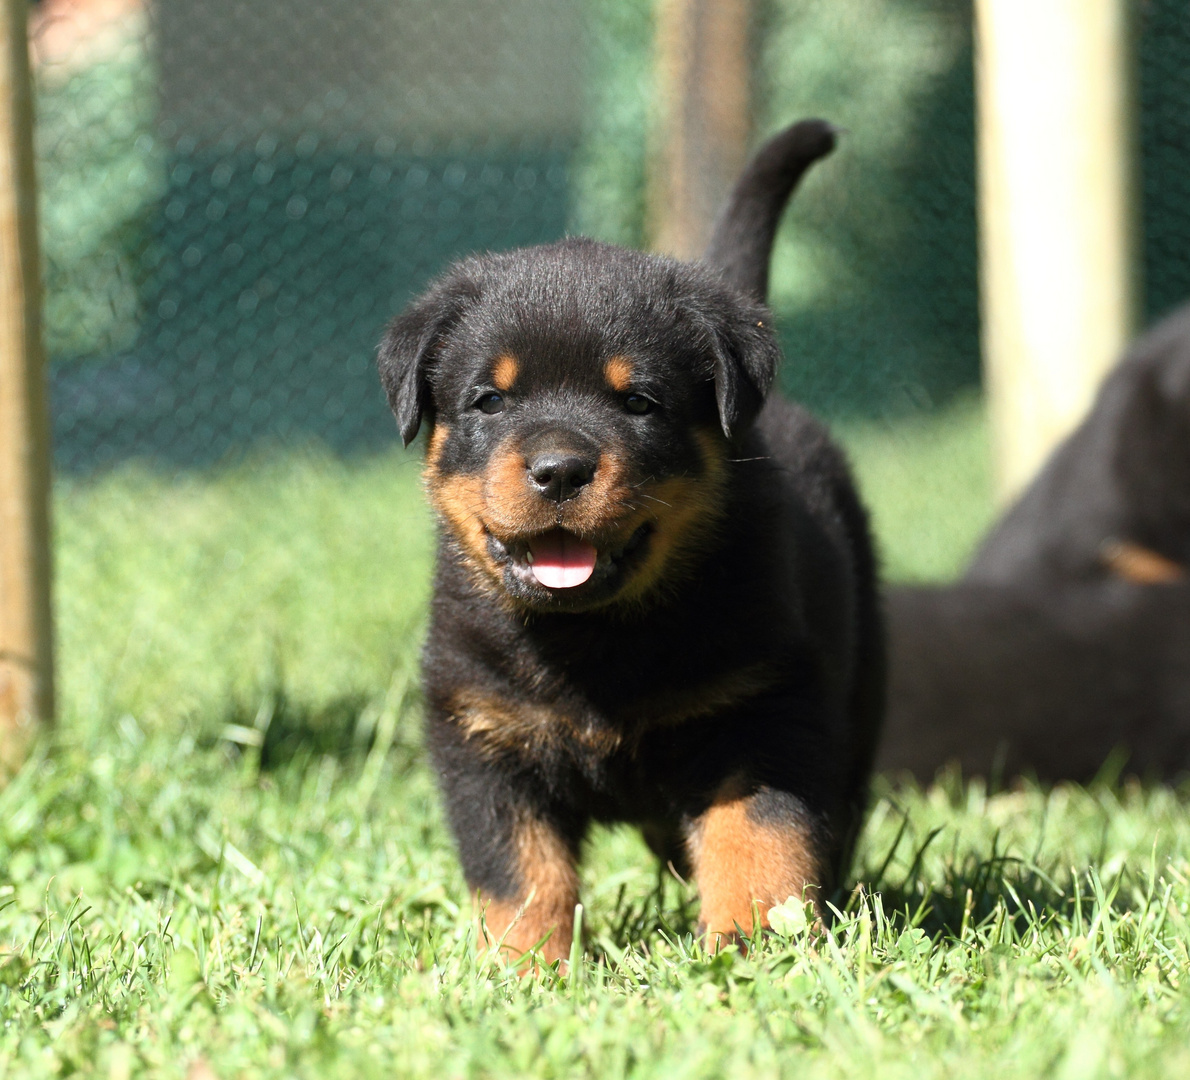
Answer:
[[448, 688, 622, 757]]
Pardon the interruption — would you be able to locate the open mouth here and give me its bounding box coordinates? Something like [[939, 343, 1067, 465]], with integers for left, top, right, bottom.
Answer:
[[488, 524, 653, 595], [525, 530, 599, 589]]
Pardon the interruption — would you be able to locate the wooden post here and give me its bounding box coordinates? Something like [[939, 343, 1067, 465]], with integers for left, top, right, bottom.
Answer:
[[976, 0, 1137, 502], [651, 0, 752, 260], [0, 0, 53, 781]]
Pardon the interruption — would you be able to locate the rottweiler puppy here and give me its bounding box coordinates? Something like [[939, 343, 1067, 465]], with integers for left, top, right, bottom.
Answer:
[[378, 120, 883, 965], [967, 301, 1190, 587]]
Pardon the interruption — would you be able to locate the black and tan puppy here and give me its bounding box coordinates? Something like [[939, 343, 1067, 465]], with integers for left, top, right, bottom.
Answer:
[[378, 120, 883, 964]]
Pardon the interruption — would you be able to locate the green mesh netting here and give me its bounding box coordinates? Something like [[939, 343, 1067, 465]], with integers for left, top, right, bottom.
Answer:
[[33, 0, 1189, 472]]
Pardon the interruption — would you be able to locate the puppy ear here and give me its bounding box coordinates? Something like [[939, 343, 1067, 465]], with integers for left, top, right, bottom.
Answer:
[[707, 305, 781, 441], [378, 274, 480, 446]]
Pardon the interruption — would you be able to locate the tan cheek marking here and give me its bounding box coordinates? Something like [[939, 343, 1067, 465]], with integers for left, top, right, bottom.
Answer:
[[1101, 539, 1186, 584], [492, 353, 520, 392], [430, 427, 729, 605], [686, 784, 821, 946], [552, 449, 631, 535], [484, 442, 636, 544], [425, 424, 450, 472], [604, 355, 634, 393], [484, 443, 635, 541], [476, 817, 579, 968], [427, 472, 497, 579], [423, 434, 542, 588], [482, 445, 535, 532], [616, 429, 729, 604], [482, 444, 564, 540]]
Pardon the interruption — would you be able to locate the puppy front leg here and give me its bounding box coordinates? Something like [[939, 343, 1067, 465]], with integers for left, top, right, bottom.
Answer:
[[430, 711, 584, 967], [473, 810, 580, 967], [685, 778, 824, 947]]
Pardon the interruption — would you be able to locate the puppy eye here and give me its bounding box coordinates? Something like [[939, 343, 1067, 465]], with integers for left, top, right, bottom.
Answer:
[[475, 392, 505, 415], [624, 393, 653, 415]]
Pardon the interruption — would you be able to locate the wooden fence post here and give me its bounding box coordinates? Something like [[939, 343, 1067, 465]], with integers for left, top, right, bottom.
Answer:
[[976, 0, 1137, 502], [651, 0, 752, 260], [0, 0, 53, 781]]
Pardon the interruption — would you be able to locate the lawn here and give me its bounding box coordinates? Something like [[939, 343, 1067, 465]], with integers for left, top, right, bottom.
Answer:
[[3, 399, 1189, 1079]]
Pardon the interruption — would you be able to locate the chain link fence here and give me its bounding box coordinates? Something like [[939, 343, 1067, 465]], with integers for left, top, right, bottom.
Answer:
[[31, 0, 1190, 473]]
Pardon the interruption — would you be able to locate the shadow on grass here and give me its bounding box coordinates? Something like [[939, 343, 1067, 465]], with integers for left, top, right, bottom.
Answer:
[[855, 841, 1070, 941], [258, 691, 372, 772], [211, 680, 422, 777], [591, 863, 700, 960], [850, 783, 1167, 945], [591, 836, 1081, 956]]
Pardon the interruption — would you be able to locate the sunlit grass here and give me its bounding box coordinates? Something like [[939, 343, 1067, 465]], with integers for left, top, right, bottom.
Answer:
[[5, 730, 1190, 1078], [54, 445, 433, 736]]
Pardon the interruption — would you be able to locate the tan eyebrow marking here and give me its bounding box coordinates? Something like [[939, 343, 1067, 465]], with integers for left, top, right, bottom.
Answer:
[[492, 354, 519, 392], [604, 355, 634, 393]]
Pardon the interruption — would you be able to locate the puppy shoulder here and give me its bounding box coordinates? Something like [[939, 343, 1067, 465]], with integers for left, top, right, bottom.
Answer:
[[754, 395, 860, 512]]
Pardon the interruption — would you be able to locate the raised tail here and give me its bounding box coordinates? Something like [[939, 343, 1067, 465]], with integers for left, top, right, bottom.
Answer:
[[703, 119, 838, 304]]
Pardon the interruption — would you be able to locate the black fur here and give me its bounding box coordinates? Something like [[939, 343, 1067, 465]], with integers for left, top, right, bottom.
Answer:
[[377, 119, 882, 957], [380, 241, 784, 450], [879, 580, 1190, 784], [705, 119, 839, 304], [378, 276, 480, 446]]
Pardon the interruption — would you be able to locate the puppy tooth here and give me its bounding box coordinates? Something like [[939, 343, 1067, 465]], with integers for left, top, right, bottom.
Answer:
[[526, 550, 534, 565]]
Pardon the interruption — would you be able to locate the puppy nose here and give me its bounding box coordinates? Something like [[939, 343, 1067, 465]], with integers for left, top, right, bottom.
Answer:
[[527, 453, 596, 502]]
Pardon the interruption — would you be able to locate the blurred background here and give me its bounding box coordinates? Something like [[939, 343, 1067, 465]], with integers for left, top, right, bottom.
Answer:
[[14, 0, 1190, 733], [32, 0, 1190, 474], [36, 0, 986, 471]]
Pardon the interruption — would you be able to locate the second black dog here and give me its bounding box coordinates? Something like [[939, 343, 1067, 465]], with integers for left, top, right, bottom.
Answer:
[[881, 302, 1190, 784]]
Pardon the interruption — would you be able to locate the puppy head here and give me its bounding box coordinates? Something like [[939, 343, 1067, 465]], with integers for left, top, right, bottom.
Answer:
[[379, 238, 780, 611]]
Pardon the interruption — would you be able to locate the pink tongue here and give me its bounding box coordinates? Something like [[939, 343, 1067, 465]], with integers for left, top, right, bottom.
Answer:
[[528, 531, 598, 589]]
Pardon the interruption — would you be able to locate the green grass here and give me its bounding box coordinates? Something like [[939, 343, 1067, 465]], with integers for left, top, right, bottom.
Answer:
[[4, 403, 1190, 1078], [838, 393, 996, 582], [54, 447, 433, 736]]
